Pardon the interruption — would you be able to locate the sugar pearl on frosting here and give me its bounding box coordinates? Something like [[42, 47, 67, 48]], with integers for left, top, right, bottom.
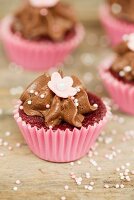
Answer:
[[46, 104, 50, 109], [40, 8, 48, 16], [111, 3, 122, 14], [20, 106, 23, 110], [124, 66, 132, 72], [27, 100, 32, 105], [74, 99, 78, 103], [35, 91, 38, 96], [119, 71, 125, 77], [30, 89, 34, 94], [40, 94, 45, 99], [93, 104, 98, 109]]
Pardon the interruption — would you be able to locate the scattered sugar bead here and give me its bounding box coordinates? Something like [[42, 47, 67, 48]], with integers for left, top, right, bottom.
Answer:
[[13, 186, 18, 191], [61, 196, 66, 200], [120, 176, 125, 180], [125, 169, 129, 173], [126, 176, 131, 181], [88, 186, 93, 191], [70, 162, 74, 166], [35, 91, 38, 95], [5, 131, 11, 137], [104, 184, 109, 189], [46, 104, 50, 109], [131, 170, 134, 175], [16, 180, 21, 185], [49, 126, 53, 129], [40, 8, 48, 16], [3, 142, 8, 146], [97, 167, 102, 171], [16, 143, 21, 148], [8, 146, 13, 151], [116, 168, 120, 172], [64, 185, 69, 190], [84, 185, 88, 189], [121, 165, 125, 170], [77, 161, 81, 165], [0, 153, 4, 157], [90, 182, 94, 186], [126, 163, 130, 167], [27, 100, 32, 105], [120, 184, 124, 189], [85, 172, 90, 179], [115, 184, 120, 189], [40, 94, 45, 99]]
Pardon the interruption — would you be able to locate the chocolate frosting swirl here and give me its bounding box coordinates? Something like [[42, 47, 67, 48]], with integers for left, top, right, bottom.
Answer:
[[20, 72, 97, 128], [12, 1, 77, 41], [110, 41, 134, 82], [108, 0, 134, 23]]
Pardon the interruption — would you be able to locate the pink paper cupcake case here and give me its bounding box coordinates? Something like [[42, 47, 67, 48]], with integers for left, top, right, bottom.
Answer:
[[100, 57, 134, 115], [0, 16, 85, 71], [99, 5, 134, 46], [14, 101, 111, 163]]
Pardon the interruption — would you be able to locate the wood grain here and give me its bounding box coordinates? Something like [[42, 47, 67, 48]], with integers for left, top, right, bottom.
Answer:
[[0, 1, 134, 200]]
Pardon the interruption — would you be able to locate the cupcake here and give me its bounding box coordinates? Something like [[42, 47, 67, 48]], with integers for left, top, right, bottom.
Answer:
[[14, 71, 110, 162], [0, 0, 85, 71], [99, 0, 134, 45], [100, 33, 134, 115]]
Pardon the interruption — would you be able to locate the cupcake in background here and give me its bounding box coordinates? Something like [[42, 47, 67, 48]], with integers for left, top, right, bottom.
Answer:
[[14, 71, 110, 162], [0, 0, 85, 71], [99, 0, 134, 46], [100, 33, 134, 115]]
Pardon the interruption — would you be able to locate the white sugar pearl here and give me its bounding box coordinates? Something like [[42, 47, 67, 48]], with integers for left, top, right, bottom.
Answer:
[[27, 100, 32, 105], [35, 91, 38, 95], [120, 184, 124, 189], [104, 184, 109, 188], [13, 186, 18, 191], [119, 71, 125, 77], [111, 3, 122, 14], [115, 184, 120, 188], [16, 180, 21, 185], [61, 196, 66, 200], [30, 90, 34, 94], [19, 106, 23, 110], [88, 186, 93, 191], [46, 104, 50, 109], [93, 104, 98, 109], [40, 94, 45, 99], [64, 185, 69, 190], [124, 66, 132, 72]]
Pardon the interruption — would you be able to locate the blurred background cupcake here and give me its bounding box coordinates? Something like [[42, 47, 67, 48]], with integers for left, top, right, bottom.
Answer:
[[100, 33, 134, 115], [99, 0, 134, 46], [0, 0, 85, 71]]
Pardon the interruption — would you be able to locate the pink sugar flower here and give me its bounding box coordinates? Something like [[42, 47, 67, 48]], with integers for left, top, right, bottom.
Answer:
[[48, 72, 77, 98], [29, 0, 59, 8]]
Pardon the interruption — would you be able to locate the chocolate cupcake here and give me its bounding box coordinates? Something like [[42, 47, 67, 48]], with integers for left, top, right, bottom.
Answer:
[[1, 0, 85, 71], [14, 71, 110, 162], [99, 0, 134, 45], [100, 33, 134, 115]]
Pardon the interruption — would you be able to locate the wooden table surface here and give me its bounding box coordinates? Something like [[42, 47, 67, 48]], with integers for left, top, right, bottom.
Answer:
[[0, 1, 134, 200]]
